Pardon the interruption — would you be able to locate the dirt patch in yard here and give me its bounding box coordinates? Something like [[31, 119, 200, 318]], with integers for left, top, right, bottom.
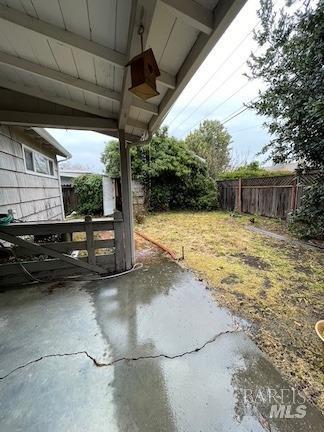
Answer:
[[232, 253, 270, 270], [138, 211, 324, 413]]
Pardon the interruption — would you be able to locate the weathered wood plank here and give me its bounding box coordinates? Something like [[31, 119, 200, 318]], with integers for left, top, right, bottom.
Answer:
[[0, 219, 114, 235], [13, 239, 115, 257], [85, 215, 96, 266], [0, 254, 115, 287], [0, 231, 106, 274], [114, 210, 126, 272]]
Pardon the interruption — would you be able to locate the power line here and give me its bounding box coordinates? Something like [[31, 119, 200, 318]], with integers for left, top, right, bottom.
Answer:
[[167, 23, 258, 129], [173, 59, 251, 134], [180, 80, 252, 137], [221, 96, 258, 124], [183, 96, 259, 138], [229, 124, 264, 134], [168, 0, 281, 136], [222, 105, 250, 124]]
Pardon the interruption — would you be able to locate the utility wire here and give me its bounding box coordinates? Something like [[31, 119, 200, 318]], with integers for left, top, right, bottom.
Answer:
[[167, 23, 258, 129], [221, 96, 259, 124], [222, 105, 250, 124], [173, 59, 252, 134], [168, 0, 280, 136], [180, 80, 252, 137], [229, 123, 264, 134], [182, 96, 259, 139]]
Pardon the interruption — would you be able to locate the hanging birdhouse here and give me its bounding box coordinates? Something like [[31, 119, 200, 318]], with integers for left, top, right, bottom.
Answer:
[[127, 48, 160, 101]]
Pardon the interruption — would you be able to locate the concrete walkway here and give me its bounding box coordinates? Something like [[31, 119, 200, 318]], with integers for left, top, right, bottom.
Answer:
[[0, 257, 323, 431]]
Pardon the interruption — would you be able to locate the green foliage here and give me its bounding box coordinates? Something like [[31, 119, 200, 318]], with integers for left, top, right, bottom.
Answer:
[[101, 139, 120, 177], [102, 127, 217, 211], [289, 178, 324, 239], [218, 161, 289, 180], [248, 0, 324, 238], [73, 174, 103, 215], [185, 119, 231, 179]]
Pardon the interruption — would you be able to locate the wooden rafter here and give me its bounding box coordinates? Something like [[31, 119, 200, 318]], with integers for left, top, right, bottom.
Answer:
[[0, 3, 175, 89], [149, 0, 247, 132], [160, 0, 213, 34]]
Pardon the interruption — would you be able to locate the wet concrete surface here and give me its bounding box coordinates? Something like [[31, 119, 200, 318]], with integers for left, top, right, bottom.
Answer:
[[0, 257, 323, 431]]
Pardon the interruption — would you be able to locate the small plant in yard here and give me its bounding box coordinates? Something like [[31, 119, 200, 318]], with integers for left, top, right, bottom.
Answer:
[[134, 210, 145, 224], [73, 174, 103, 216]]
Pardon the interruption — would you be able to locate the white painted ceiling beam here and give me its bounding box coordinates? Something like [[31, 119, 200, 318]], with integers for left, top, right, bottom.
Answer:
[[0, 3, 175, 89], [0, 110, 118, 131], [0, 51, 157, 115], [149, 0, 247, 132], [160, 0, 213, 34], [0, 79, 116, 119], [0, 82, 146, 131]]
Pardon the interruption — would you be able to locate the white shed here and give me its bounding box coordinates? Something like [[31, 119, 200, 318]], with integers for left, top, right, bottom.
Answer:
[[0, 125, 71, 221]]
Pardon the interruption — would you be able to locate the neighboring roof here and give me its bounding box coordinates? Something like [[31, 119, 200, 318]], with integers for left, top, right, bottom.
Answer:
[[31, 128, 71, 158], [0, 1, 247, 142], [60, 170, 93, 178], [264, 163, 298, 172]]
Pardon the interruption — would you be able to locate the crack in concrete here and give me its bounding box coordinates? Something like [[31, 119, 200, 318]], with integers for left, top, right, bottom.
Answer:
[[0, 329, 242, 380]]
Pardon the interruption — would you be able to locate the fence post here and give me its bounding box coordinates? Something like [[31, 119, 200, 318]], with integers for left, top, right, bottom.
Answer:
[[237, 178, 242, 213], [290, 178, 297, 211], [85, 215, 96, 266], [114, 210, 126, 272]]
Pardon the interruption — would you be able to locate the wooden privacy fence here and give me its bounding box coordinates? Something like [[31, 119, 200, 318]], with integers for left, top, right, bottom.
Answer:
[[217, 173, 318, 219], [0, 211, 126, 287]]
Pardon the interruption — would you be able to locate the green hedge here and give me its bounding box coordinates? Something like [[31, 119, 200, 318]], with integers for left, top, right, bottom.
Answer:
[[73, 174, 103, 215]]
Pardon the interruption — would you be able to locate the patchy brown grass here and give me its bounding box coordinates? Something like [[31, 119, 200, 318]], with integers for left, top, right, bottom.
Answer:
[[139, 211, 324, 412]]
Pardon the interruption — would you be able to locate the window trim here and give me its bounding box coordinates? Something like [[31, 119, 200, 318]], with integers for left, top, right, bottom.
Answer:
[[22, 144, 57, 179]]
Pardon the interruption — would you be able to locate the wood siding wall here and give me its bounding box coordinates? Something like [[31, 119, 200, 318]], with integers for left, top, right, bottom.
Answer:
[[0, 125, 64, 221], [217, 173, 318, 219]]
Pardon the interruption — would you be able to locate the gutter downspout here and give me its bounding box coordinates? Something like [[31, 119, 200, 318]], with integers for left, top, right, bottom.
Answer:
[[57, 155, 72, 220], [128, 132, 152, 148]]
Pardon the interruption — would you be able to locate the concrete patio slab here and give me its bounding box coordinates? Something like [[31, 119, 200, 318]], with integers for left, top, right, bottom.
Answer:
[[0, 258, 323, 431]]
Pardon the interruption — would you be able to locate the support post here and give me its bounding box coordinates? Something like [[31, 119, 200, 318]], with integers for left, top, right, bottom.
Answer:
[[114, 210, 126, 272], [291, 178, 297, 211], [85, 215, 96, 266], [237, 178, 242, 213], [119, 129, 135, 269]]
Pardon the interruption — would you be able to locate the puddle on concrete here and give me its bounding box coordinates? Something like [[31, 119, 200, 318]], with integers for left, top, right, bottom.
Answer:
[[0, 257, 322, 431], [91, 258, 324, 432]]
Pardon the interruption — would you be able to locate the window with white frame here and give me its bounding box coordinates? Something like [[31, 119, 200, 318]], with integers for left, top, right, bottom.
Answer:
[[23, 147, 55, 177]]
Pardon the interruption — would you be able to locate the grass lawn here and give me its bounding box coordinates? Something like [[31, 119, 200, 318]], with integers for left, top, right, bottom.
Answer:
[[139, 211, 324, 412]]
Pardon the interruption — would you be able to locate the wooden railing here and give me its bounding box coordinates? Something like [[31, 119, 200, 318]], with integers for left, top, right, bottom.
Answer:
[[0, 211, 125, 287]]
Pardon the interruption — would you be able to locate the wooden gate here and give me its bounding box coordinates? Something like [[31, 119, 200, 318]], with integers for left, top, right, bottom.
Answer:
[[0, 211, 126, 287]]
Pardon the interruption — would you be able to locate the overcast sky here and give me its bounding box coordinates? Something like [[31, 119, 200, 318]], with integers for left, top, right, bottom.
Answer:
[[48, 0, 274, 173]]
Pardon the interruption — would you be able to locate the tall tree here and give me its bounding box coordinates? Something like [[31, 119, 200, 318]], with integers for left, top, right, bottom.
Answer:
[[248, 0, 324, 238], [185, 119, 231, 179]]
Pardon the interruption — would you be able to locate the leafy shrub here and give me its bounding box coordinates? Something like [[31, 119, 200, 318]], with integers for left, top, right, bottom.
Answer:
[[102, 128, 218, 212], [218, 161, 289, 180], [289, 179, 324, 239], [73, 174, 103, 215]]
